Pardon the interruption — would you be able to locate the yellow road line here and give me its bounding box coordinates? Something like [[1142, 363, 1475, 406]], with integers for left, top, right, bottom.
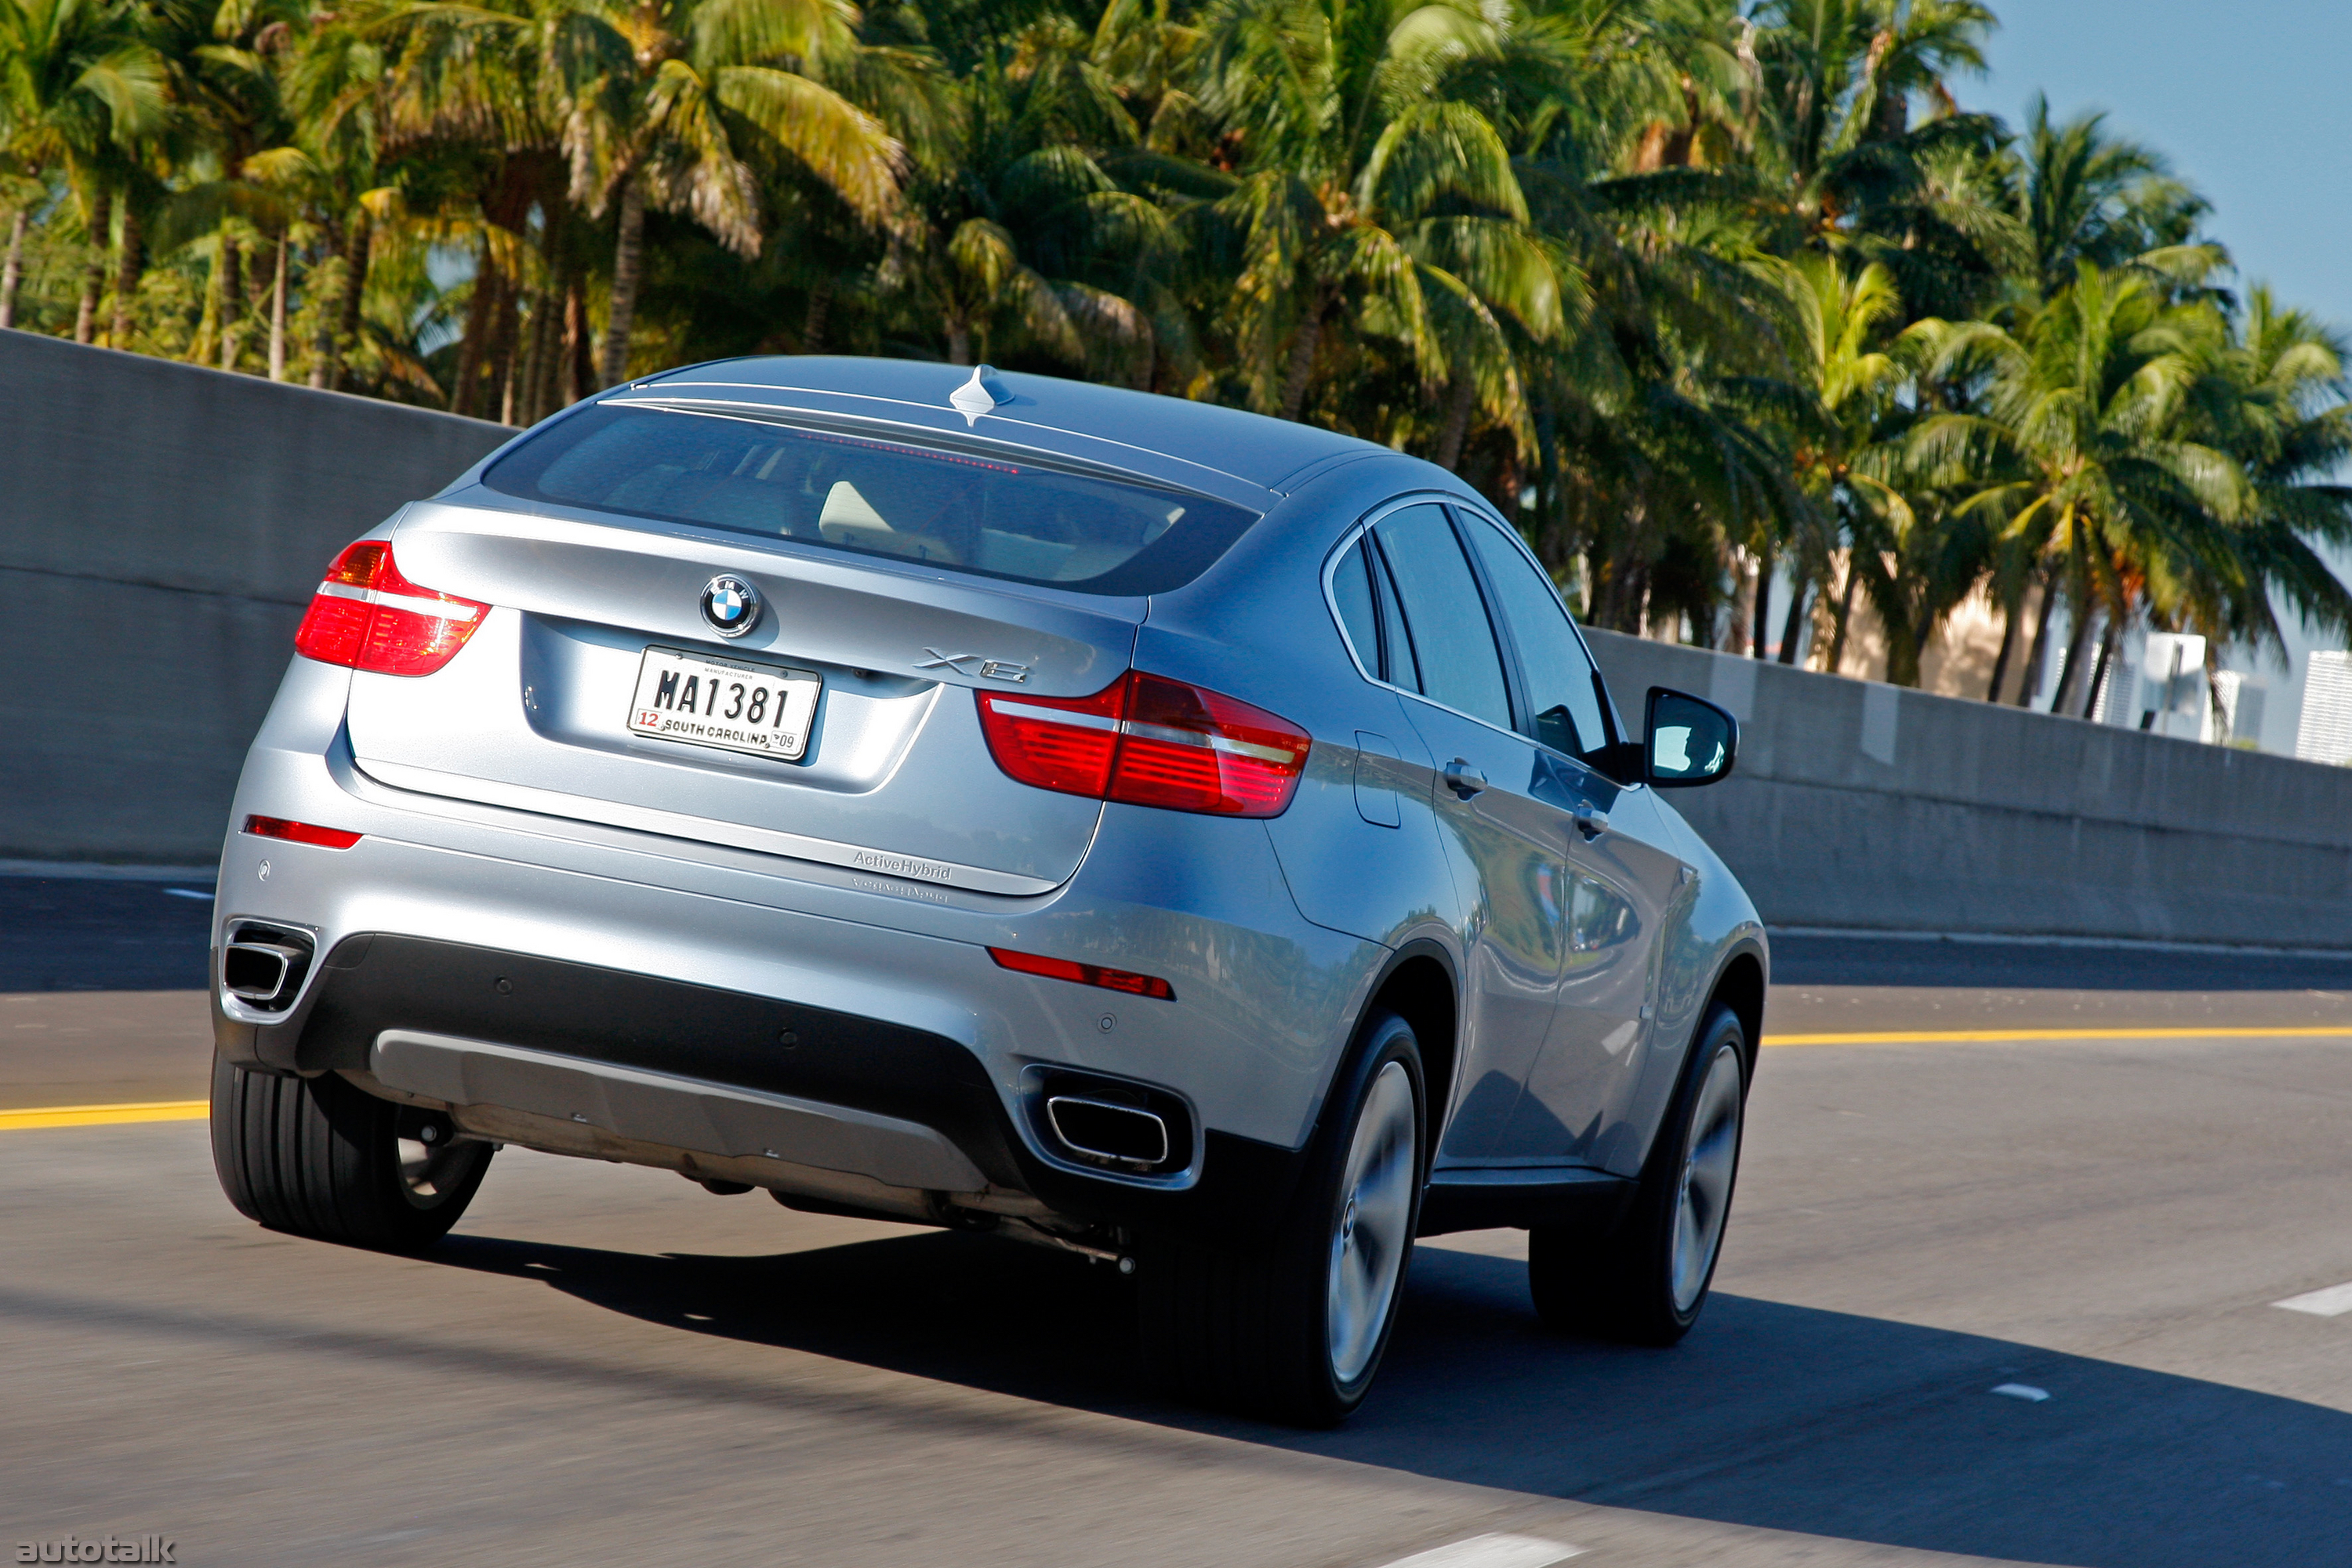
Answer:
[[4, 1026, 2350, 1123], [0, 1100, 209, 1131], [1764, 1025, 2352, 1047]]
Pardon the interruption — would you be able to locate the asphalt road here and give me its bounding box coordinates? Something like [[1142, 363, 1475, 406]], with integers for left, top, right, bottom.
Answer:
[[5, 875, 2352, 1567]]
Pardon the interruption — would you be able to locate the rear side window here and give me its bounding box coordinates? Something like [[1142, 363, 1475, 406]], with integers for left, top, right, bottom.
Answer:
[[1370, 505, 1512, 729], [1463, 514, 1611, 759], [482, 405, 1260, 597], [1331, 541, 1380, 673]]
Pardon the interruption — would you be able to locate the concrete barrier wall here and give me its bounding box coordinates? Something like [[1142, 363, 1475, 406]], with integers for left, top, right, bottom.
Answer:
[[5, 330, 2347, 944], [1585, 628, 2352, 946], [0, 332, 510, 865]]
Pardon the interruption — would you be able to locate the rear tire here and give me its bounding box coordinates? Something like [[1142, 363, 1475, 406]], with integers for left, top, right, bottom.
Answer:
[[1530, 1001, 1747, 1345], [210, 1049, 492, 1253], [1138, 1011, 1424, 1426]]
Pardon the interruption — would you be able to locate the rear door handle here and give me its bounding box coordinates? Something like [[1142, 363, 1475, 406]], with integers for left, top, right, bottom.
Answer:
[[1573, 803, 1610, 838], [1443, 759, 1486, 799]]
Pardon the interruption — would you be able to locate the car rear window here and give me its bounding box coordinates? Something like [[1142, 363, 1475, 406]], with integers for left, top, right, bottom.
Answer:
[[481, 405, 1261, 597]]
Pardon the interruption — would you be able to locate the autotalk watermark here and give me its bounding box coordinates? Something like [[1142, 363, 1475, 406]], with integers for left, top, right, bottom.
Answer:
[[15, 1537, 176, 1563]]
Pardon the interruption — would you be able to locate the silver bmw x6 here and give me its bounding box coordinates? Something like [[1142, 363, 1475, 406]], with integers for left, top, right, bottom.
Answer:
[[209, 357, 1766, 1425]]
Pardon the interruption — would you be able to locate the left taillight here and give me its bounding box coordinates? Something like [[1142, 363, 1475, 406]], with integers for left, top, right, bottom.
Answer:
[[976, 670, 1312, 818], [294, 540, 489, 677]]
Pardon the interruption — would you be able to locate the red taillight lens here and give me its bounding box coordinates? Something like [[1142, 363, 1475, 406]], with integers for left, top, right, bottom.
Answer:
[[294, 540, 489, 677], [975, 671, 1312, 818], [988, 947, 1176, 1000], [973, 678, 1126, 797], [241, 815, 363, 849]]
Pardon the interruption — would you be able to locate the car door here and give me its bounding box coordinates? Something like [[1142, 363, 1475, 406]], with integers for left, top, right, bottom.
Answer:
[[1360, 502, 1572, 1163], [1454, 509, 1691, 1170]]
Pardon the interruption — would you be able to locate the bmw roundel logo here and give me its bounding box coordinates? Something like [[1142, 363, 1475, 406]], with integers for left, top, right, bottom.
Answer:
[[700, 575, 761, 638]]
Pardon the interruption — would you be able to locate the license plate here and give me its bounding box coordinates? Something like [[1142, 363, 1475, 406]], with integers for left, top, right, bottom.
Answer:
[[626, 646, 822, 761]]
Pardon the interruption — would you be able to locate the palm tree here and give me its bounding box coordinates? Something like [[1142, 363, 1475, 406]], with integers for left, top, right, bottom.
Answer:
[[880, 17, 1169, 379], [1185, 0, 1566, 432], [2162, 285, 2352, 659], [551, 0, 909, 386], [1911, 262, 2247, 714], [0, 0, 166, 334], [2008, 95, 2205, 303]]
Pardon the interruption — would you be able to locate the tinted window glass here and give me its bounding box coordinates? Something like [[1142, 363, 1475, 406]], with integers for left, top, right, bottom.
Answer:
[[1331, 541, 1379, 674], [1371, 505, 1510, 728], [1465, 514, 1610, 758], [1368, 537, 1420, 691], [484, 405, 1259, 597]]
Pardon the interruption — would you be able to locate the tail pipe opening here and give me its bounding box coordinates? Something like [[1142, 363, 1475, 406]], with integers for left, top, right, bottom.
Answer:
[[222, 924, 316, 1012], [1025, 1068, 1196, 1178]]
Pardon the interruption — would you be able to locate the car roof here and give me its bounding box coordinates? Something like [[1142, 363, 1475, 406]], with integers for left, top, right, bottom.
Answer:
[[627, 356, 1389, 499]]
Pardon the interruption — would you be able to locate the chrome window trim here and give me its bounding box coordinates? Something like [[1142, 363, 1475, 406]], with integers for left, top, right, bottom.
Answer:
[[1446, 498, 1628, 749], [1318, 493, 1534, 750], [1319, 492, 1630, 778]]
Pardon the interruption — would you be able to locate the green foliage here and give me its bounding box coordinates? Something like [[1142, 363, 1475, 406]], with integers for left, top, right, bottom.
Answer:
[[0, 0, 2346, 696]]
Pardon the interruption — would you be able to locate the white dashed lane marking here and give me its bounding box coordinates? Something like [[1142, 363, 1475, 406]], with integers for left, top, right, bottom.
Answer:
[[1373, 1535, 1584, 1568], [2273, 1281, 2352, 1316]]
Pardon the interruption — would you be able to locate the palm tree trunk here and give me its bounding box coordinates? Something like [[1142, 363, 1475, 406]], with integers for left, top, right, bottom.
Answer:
[[563, 274, 592, 406], [492, 280, 522, 424], [1278, 295, 1327, 422], [1777, 568, 1808, 663], [1985, 586, 2020, 701], [2083, 611, 2123, 722], [2016, 566, 2058, 706], [945, 316, 972, 366], [803, 277, 833, 354], [111, 199, 143, 348], [74, 187, 111, 345], [599, 176, 646, 388], [267, 230, 289, 381], [1751, 541, 1774, 658], [515, 289, 548, 425], [1435, 368, 1477, 471], [218, 231, 243, 371], [330, 210, 371, 392], [451, 234, 499, 415], [1825, 554, 1860, 673], [2049, 539, 2097, 716], [0, 207, 26, 329]]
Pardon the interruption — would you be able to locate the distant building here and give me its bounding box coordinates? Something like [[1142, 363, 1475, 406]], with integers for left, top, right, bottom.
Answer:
[[2212, 670, 2264, 746], [2296, 652, 2352, 764]]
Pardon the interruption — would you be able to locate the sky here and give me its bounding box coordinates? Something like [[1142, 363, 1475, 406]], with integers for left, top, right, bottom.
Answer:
[[1960, 2, 2352, 751], [1963, 1, 2352, 335]]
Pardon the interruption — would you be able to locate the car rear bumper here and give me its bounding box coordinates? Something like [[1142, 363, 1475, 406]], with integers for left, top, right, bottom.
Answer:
[[216, 931, 1314, 1243]]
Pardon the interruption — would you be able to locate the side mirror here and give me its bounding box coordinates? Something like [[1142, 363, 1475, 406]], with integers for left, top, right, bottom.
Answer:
[[1645, 688, 1737, 787]]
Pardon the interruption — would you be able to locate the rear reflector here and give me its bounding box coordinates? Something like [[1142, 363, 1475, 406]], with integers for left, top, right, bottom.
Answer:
[[988, 947, 1176, 1001], [975, 671, 1311, 818], [241, 815, 363, 850], [295, 540, 489, 677]]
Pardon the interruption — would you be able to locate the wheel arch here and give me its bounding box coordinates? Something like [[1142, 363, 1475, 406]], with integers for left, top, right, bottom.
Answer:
[[1355, 938, 1459, 1166], [1704, 942, 1769, 1087]]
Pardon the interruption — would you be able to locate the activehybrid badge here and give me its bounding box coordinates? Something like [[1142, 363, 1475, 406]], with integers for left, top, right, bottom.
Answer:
[[700, 574, 761, 638]]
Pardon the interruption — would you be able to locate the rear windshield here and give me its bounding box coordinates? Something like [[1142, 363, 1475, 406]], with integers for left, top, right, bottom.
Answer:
[[481, 405, 1260, 597]]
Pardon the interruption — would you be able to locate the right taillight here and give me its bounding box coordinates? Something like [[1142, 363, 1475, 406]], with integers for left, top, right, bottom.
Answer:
[[295, 540, 489, 677], [976, 671, 1312, 818]]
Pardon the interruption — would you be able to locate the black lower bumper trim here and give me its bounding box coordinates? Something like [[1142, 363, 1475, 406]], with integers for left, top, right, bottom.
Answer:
[[236, 934, 1305, 1245]]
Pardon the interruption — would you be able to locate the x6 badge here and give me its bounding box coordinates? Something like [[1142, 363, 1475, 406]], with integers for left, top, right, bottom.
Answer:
[[916, 648, 1031, 683]]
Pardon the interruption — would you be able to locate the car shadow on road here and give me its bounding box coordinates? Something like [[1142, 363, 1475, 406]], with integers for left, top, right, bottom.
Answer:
[[430, 1222, 2352, 1568]]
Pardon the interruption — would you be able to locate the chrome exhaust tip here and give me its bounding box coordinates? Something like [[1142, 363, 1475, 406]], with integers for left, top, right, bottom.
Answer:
[[1045, 1095, 1171, 1170], [221, 925, 315, 1011]]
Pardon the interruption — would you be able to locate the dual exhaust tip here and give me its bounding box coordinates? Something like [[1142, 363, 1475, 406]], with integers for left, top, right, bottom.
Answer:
[[222, 924, 315, 1012]]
